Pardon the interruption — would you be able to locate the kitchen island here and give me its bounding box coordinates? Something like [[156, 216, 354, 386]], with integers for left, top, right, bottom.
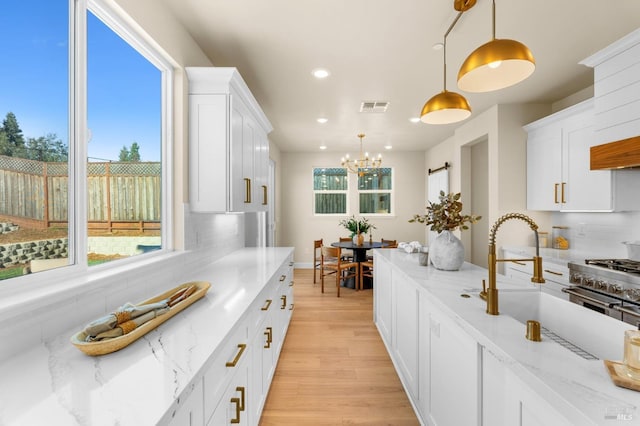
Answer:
[[0, 247, 294, 426], [374, 248, 639, 426]]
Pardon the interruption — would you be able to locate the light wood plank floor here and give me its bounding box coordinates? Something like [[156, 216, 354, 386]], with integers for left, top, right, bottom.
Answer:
[[260, 269, 420, 425]]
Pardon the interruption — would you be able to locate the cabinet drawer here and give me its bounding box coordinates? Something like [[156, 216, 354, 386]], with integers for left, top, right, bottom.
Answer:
[[203, 321, 249, 421], [542, 264, 569, 285], [248, 286, 276, 334]]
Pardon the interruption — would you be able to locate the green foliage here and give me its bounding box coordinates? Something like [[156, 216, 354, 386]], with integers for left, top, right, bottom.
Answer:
[[339, 215, 376, 237], [119, 141, 141, 162], [409, 191, 481, 233], [0, 112, 68, 161]]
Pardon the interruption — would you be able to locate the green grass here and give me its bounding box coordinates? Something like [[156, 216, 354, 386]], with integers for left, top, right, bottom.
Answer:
[[0, 267, 26, 280]]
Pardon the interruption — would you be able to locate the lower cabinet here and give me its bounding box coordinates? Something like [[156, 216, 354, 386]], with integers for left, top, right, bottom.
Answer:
[[167, 252, 293, 426], [374, 255, 574, 426], [483, 349, 573, 426]]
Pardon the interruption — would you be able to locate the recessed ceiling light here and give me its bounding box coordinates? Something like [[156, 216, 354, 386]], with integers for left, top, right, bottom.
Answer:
[[312, 68, 330, 79], [409, 117, 421, 123], [432, 42, 444, 50], [384, 145, 393, 150], [319, 145, 327, 150], [317, 117, 328, 124]]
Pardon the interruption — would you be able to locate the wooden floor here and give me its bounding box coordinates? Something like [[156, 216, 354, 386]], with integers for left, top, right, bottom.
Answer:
[[259, 269, 420, 426]]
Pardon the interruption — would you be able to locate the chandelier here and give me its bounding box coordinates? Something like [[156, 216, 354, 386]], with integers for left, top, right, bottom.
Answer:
[[340, 133, 382, 176]]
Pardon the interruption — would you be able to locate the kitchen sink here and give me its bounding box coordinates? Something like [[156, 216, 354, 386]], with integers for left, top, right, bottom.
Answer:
[[479, 290, 631, 360]]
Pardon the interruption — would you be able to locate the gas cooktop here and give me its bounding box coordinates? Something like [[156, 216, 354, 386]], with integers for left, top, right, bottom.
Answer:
[[585, 259, 640, 274]]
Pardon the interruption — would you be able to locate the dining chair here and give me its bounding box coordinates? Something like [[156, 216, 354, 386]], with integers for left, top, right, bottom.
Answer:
[[321, 246, 357, 297], [313, 238, 323, 284], [339, 236, 354, 261], [362, 239, 398, 286]]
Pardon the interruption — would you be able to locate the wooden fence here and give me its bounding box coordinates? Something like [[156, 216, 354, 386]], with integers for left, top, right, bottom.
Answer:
[[0, 155, 161, 231]]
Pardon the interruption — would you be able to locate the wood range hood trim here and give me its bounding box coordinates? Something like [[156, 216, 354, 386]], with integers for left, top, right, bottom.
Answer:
[[590, 136, 640, 170]]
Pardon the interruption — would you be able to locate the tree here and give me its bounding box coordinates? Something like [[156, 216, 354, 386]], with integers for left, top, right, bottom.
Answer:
[[24, 133, 68, 162], [119, 141, 141, 162], [1, 112, 26, 156]]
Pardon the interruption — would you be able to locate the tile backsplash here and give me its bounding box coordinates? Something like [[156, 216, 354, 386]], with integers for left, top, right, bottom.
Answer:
[[551, 211, 640, 258]]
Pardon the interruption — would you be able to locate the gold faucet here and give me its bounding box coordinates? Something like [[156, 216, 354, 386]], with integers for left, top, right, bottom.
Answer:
[[480, 213, 546, 315]]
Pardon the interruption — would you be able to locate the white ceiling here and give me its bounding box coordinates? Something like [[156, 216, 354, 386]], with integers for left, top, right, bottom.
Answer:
[[160, 0, 640, 154]]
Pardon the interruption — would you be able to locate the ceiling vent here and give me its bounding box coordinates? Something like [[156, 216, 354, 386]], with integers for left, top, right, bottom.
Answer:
[[360, 101, 389, 113]]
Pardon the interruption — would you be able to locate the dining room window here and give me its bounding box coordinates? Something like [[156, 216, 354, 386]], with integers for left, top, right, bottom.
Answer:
[[313, 167, 348, 215], [358, 167, 393, 215]]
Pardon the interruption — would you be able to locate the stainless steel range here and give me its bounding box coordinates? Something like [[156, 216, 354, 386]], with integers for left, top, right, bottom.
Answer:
[[566, 259, 640, 327]]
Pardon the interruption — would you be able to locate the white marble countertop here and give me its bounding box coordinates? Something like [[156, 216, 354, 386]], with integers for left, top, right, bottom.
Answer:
[[378, 249, 640, 425], [0, 247, 293, 426]]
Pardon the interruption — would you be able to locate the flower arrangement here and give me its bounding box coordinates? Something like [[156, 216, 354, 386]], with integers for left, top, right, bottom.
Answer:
[[339, 215, 376, 237], [409, 191, 481, 233]]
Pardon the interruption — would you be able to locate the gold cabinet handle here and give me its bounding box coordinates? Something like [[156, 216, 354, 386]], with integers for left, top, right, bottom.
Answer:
[[262, 185, 268, 205], [230, 387, 245, 424], [225, 343, 247, 367], [244, 178, 251, 203], [231, 397, 241, 424], [289, 261, 294, 267], [554, 183, 559, 204], [544, 269, 563, 276], [289, 280, 294, 287], [561, 182, 566, 203], [261, 299, 272, 311], [264, 326, 272, 348], [289, 303, 294, 311], [279, 274, 286, 282], [280, 295, 287, 310], [511, 260, 526, 266]]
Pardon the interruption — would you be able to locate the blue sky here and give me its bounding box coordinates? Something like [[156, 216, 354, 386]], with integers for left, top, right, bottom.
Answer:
[[0, 2, 161, 162]]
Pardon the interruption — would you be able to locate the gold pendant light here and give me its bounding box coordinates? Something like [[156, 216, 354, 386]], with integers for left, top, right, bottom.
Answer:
[[420, 8, 472, 125], [457, 0, 535, 93]]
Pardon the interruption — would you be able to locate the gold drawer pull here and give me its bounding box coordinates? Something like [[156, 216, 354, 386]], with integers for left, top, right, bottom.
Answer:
[[280, 295, 287, 309], [279, 274, 286, 282], [511, 260, 526, 266], [225, 343, 246, 367], [561, 182, 566, 203], [244, 178, 251, 203], [289, 262, 294, 267], [262, 185, 268, 205], [289, 303, 294, 311], [261, 299, 272, 311], [554, 183, 559, 204], [230, 387, 245, 424], [264, 327, 272, 348], [289, 281, 294, 287], [544, 269, 563, 276]]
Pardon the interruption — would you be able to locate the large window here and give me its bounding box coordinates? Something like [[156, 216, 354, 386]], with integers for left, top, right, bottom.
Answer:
[[0, 0, 171, 282], [358, 167, 393, 215], [313, 168, 348, 215]]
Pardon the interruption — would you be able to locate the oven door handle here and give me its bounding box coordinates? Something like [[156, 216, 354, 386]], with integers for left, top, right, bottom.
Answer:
[[613, 305, 640, 318], [561, 287, 621, 309]]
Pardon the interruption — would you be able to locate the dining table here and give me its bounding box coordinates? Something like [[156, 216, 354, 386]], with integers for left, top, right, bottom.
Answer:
[[330, 240, 388, 289]]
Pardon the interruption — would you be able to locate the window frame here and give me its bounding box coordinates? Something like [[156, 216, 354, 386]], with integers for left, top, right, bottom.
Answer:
[[0, 0, 174, 294], [357, 167, 394, 216], [312, 167, 349, 216]]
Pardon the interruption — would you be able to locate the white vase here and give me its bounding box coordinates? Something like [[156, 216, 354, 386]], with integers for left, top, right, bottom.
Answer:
[[429, 230, 464, 271]]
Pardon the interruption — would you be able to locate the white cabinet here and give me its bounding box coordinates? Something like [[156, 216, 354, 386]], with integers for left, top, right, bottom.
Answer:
[[482, 349, 573, 426], [526, 98, 640, 212], [207, 359, 250, 426], [391, 270, 420, 401], [373, 253, 393, 343], [186, 67, 272, 213], [428, 306, 480, 426], [167, 381, 204, 426]]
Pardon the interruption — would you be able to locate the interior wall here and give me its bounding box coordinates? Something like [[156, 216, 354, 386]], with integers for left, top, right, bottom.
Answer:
[[470, 140, 488, 266], [424, 104, 552, 261], [280, 150, 426, 265]]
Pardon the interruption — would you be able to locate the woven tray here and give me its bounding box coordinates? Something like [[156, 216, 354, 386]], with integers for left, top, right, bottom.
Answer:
[[70, 281, 211, 356]]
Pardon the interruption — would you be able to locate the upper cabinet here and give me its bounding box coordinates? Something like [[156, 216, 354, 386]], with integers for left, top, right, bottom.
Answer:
[[526, 100, 640, 212], [186, 67, 273, 213]]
